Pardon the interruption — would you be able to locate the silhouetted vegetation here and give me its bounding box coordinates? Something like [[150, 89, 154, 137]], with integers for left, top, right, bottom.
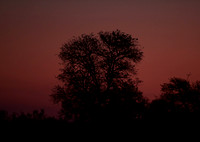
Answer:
[[146, 77, 200, 121], [50, 30, 146, 124], [1, 30, 200, 129]]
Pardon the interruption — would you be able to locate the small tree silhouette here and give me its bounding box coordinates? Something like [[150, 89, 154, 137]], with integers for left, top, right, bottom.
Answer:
[[149, 77, 200, 120], [51, 30, 145, 123], [160, 77, 200, 113]]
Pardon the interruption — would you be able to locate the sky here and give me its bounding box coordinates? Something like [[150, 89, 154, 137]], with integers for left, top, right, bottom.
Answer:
[[0, 0, 200, 116]]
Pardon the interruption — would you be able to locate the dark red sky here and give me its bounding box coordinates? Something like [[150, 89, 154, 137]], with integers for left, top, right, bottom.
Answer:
[[1, 0, 200, 116]]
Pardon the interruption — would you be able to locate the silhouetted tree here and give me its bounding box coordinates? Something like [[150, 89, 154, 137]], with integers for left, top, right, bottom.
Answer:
[[149, 77, 200, 120], [51, 30, 145, 123], [161, 77, 200, 112]]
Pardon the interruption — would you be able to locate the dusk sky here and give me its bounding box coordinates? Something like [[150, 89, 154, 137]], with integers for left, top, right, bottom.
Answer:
[[1, 0, 200, 116]]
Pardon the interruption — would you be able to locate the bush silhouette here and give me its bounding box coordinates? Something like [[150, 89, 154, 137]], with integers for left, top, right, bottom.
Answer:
[[148, 77, 200, 121]]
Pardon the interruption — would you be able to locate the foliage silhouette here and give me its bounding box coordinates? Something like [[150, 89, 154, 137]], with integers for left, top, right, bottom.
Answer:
[[148, 77, 200, 121], [1, 77, 200, 128], [51, 30, 145, 123], [2, 28, 200, 128], [161, 77, 200, 112]]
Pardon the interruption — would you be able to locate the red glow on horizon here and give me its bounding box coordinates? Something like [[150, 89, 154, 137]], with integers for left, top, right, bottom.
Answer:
[[0, 0, 200, 115]]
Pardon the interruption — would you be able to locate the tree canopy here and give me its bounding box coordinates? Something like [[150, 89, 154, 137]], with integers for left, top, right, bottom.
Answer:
[[51, 30, 145, 122], [160, 77, 200, 112]]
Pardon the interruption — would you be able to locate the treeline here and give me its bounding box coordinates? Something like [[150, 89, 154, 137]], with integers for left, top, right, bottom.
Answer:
[[2, 30, 200, 128], [1, 77, 200, 126], [0, 109, 57, 123]]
